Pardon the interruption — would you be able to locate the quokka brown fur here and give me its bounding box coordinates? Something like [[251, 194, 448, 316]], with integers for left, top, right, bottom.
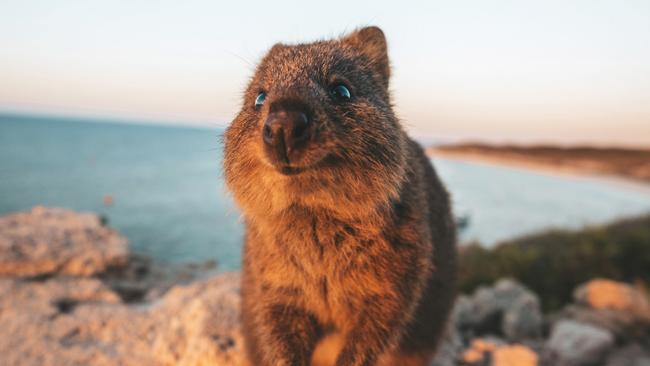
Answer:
[[223, 26, 457, 366]]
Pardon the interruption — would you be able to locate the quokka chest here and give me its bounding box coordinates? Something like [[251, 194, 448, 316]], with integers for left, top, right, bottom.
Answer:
[[260, 216, 398, 323], [271, 216, 389, 276]]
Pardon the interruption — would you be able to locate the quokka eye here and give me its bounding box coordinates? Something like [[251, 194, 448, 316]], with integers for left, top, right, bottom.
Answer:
[[329, 84, 352, 101], [254, 92, 267, 108]]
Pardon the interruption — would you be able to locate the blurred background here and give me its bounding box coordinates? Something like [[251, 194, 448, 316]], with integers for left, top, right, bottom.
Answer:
[[1, 1, 650, 365], [1, 0, 649, 269]]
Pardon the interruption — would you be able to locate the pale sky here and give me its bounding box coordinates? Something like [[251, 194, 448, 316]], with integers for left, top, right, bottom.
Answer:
[[1, 0, 649, 146]]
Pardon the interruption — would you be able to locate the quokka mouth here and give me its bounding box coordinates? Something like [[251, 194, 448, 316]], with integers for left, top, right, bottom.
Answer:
[[268, 152, 337, 176], [278, 165, 305, 175]]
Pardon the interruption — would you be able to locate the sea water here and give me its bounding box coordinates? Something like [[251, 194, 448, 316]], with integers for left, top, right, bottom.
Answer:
[[1, 113, 649, 270]]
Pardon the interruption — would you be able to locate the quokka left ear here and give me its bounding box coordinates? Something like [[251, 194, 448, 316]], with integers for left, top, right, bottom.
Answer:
[[342, 26, 390, 86]]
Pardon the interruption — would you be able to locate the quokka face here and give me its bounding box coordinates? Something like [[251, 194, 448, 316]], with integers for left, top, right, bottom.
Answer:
[[224, 27, 409, 220]]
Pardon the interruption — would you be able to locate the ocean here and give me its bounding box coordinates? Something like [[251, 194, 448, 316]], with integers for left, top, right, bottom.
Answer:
[[2, 113, 649, 270]]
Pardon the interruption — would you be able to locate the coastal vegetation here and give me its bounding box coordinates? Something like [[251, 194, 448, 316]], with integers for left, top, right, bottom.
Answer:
[[459, 214, 650, 311]]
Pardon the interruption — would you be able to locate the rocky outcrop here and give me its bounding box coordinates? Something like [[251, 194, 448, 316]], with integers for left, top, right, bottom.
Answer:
[[459, 338, 538, 366], [1, 207, 649, 366], [575, 279, 650, 313], [431, 279, 544, 366], [432, 278, 650, 366], [544, 320, 615, 366], [538, 279, 650, 366], [566, 279, 650, 341], [0, 206, 128, 277], [606, 344, 650, 366], [454, 278, 543, 341], [0, 273, 244, 366], [150, 272, 244, 366], [0, 207, 241, 366]]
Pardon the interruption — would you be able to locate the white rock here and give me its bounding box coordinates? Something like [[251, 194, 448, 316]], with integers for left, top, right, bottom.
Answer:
[[0, 207, 128, 277], [545, 320, 615, 366]]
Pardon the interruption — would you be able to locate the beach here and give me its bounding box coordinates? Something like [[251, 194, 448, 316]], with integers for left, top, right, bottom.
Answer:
[[427, 144, 650, 185]]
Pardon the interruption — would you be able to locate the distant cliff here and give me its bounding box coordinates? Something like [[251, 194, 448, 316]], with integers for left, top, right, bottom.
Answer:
[[427, 144, 650, 183]]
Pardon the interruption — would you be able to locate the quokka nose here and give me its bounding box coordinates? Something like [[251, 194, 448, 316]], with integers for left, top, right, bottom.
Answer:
[[262, 109, 311, 156]]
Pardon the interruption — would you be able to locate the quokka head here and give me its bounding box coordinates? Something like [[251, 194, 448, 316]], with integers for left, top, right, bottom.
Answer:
[[224, 27, 408, 220]]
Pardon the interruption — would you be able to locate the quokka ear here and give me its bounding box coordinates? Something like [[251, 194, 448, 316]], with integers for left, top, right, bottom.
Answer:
[[268, 42, 285, 55], [342, 26, 390, 86]]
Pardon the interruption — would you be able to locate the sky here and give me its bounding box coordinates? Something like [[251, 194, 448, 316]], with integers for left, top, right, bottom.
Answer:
[[1, 0, 649, 146]]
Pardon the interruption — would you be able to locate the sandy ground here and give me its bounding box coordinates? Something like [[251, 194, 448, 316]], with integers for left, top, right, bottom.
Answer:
[[427, 148, 650, 195]]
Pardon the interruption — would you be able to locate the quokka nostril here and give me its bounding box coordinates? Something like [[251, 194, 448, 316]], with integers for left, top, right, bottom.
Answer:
[[263, 125, 273, 141], [292, 123, 308, 139], [291, 113, 310, 140]]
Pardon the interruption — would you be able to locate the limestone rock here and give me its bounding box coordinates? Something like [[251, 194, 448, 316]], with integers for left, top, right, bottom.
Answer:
[[0, 272, 244, 366], [502, 291, 543, 341], [460, 338, 538, 366], [0, 206, 128, 277], [545, 320, 615, 366], [492, 344, 539, 366], [455, 278, 543, 340], [605, 344, 650, 366], [430, 321, 464, 366], [150, 272, 245, 366], [558, 279, 650, 342], [574, 279, 650, 321], [461, 338, 504, 364]]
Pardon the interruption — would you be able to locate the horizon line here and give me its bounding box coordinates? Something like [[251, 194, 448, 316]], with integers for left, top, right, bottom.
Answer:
[[0, 106, 228, 130], [2, 107, 649, 150]]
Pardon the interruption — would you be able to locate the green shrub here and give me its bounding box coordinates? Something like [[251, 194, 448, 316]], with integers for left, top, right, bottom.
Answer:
[[458, 214, 650, 311]]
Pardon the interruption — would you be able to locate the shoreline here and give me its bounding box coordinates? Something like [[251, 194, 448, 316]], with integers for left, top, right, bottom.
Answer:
[[428, 150, 650, 196]]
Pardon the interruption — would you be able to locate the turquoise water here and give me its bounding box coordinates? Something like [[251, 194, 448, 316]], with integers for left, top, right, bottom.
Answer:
[[434, 158, 650, 244], [1, 113, 649, 270]]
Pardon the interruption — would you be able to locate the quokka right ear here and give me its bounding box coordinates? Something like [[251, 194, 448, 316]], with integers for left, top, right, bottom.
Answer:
[[268, 43, 285, 54], [342, 26, 390, 86]]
